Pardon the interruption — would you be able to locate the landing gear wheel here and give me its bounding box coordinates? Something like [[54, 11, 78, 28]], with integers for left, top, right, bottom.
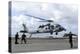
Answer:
[[56, 32, 58, 35]]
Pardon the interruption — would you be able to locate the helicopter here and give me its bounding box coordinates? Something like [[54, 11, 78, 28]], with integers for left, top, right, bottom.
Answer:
[[20, 14, 66, 38]]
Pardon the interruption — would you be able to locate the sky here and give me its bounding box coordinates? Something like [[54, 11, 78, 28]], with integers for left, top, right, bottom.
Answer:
[[11, 1, 78, 38]]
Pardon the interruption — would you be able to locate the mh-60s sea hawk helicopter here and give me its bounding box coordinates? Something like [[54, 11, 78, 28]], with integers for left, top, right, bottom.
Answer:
[[20, 14, 66, 38]]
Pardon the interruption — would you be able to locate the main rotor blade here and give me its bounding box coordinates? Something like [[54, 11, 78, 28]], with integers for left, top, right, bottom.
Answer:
[[38, 21, 48, 22], [25, 14, 48, 21], [38, 20, 54, 22]]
